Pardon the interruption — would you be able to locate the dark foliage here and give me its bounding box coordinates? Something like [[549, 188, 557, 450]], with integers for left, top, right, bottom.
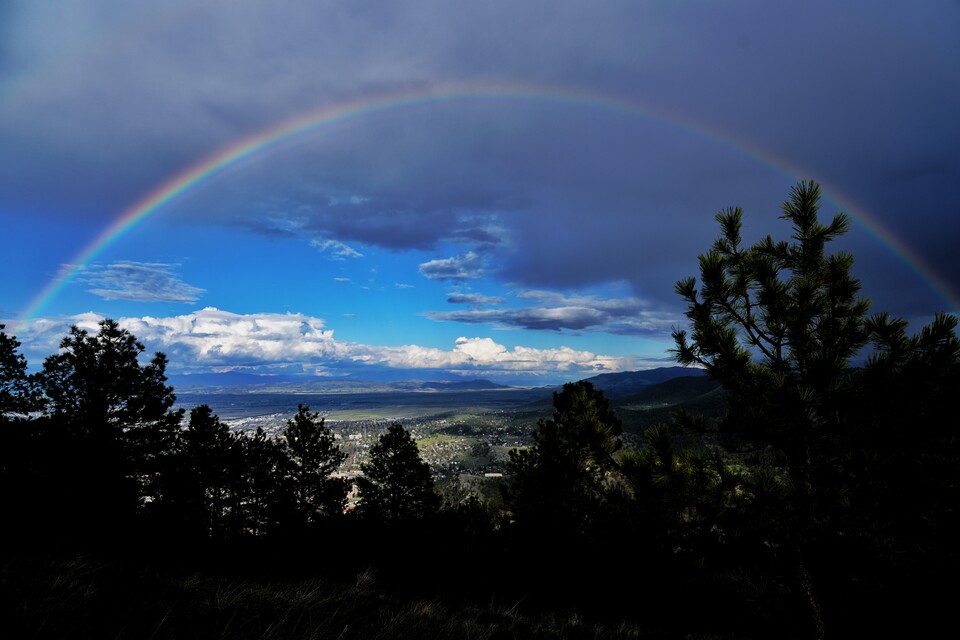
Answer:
[[505, 380, 621, 542], [0, 324, 41, 417], [164, 405, 244, 539], [281, 403, 349, 526], [356, 423, 439, 523], [670, 181, 960, 637], [12, 320, 184, 541]]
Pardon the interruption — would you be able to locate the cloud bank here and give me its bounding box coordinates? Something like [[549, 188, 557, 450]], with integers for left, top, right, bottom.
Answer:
[[17, 308, 636, 380]]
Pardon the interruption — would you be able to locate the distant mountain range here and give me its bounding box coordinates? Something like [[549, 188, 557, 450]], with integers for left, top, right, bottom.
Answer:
[[167, 373, 516, 394], [167, 367, 707, 396], [168, 367, 723, 431], [413, 379, 512, 391]]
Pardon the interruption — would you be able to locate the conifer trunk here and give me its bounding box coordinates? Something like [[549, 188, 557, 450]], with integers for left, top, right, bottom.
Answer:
[[798, 557, 825, 640]]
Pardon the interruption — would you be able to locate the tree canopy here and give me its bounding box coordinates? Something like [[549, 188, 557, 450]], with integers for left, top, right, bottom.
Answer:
[[281, 404, 349, 525], [39, 319, 182, 441], [506, 380, 622, 541], [31, 319, 184, 531], [356, 423, 438, 523], [670, 180, 959, 639], [0, 324, 39, 418]]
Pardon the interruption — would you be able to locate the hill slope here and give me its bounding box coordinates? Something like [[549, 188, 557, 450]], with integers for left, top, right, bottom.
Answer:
[[582, 367, 706, 399]]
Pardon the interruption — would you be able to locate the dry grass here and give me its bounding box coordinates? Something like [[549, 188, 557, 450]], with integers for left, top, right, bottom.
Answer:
[[1, 551, 725, 640]]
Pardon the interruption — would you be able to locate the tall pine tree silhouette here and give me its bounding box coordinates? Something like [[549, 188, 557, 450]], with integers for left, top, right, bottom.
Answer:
[[38, 320, 183, 538], [356, 423, 438, 523], [281, 404, 348, 527], [672, 181, 959, 638]]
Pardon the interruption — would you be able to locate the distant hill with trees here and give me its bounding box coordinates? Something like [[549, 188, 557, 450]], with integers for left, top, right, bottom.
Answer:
[[582, 365, 706, 398]]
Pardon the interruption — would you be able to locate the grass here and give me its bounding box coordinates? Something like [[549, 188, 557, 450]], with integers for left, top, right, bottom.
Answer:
[[2, 549, 745, 640]]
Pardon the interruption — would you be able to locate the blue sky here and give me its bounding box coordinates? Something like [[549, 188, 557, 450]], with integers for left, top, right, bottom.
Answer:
[[2, 1, 958, 384]]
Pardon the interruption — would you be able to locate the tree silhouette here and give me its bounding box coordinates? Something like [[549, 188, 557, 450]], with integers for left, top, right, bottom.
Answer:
[[356, 423, 438, 523], [839, 311, 960, 632], [671, 182, 870, 637], [506, 381, 622, 541], [618, 423, 731, 552], [0, 325, 40, 418], [40, 320, 180, 435], [234, 426, 295, 537], [1, 325, 45, 540], [281, 404, 348, 526], [671, 180, 960, 638], [176, 404, 240, 539], [37, 319, 183, 532]]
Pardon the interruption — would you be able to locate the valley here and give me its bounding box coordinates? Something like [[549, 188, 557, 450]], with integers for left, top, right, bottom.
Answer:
[[173, 367, 721, 475]]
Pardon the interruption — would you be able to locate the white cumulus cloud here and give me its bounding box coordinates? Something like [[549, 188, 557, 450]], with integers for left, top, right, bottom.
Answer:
[[16, 308, 636, 378]]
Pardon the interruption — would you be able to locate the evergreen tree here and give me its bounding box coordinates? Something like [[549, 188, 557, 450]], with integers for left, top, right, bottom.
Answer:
[[356, 423, 438, 523], [40, 320, 180, 436], [618, 423, 731, 553], [672, 182, 866, 636], [671, 181, 959, 638], [506, 380, 622, 540], [281, 404, 348, 526], [0, 325, 40, 418], [235, 426, 295, 537], [841, 311, 960, 629], [0, 325, 45, 541], [500, 381, 629, 609], [177, 405, 240, 539], [37, 319, 183, 532]]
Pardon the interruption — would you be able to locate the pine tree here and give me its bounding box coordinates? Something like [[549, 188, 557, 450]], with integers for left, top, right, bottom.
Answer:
[[356, 423, 438, 523], [0, 324, 40, 418], [37, 319, 183, 532], [40, 320, 181, 436], [618, 423, 731, 552], [506, 380, 622, 541], [178, 404, 240, 539], [0, 325, 45, 541], [281, 404, 348, 526], [235, 426, 294, 537], [671, 181, 959, 638]]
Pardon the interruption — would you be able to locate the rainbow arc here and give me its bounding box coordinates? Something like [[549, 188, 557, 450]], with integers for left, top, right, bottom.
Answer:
[[15, 82, 960, 330]]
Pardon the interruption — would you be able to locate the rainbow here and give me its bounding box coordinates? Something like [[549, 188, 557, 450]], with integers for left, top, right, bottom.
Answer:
[[14, 81, 960, 330]]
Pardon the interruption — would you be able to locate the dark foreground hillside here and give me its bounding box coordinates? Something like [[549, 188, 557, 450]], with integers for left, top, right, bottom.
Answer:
[[1, 542, 741, 640], [7, 551, 644, 640], [4, 533, 953, 640]]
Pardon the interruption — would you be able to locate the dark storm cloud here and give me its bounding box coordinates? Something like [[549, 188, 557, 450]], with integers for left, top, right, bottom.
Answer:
[[1, 1, 958, 319], [429, 307, 606, 332], [428, 291, 676, 335], [303, 207, 502, 252]]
